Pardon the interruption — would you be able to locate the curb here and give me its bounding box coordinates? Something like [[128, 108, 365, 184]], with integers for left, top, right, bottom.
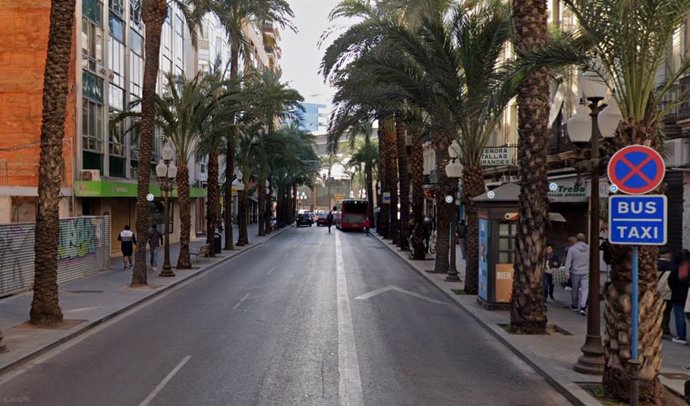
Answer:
[[0, 226, 292, 377], [370, 232, 601, 406]]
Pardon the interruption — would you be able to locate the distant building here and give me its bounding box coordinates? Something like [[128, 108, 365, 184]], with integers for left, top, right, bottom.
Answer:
[[294, 103, 328, 133]]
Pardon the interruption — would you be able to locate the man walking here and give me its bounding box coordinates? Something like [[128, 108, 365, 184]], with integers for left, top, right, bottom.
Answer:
[[327, 210, 334, 234], [147, 224, 164, 272], [565, 233, 589, 315]]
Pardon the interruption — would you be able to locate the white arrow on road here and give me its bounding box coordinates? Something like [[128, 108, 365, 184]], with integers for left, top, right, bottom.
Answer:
[[355, 286, 447, 305]]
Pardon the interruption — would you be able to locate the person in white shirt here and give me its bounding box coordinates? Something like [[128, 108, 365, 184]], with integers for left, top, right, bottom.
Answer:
[[117, 225, 137, 269]]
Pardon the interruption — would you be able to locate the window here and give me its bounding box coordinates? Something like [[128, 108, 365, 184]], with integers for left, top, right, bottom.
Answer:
[[108, 37, 125, 87], [83, 0, 102, 24], [109, 0, 123, 17], [174, 15, 184, 65], [109, 83, 124, 111], [109, 15, 125, 43], [497, 222, 517, 263], [130, 51, 143, 98], [109, 108, 126, 178], [130, 29, 143, 55], [130, 0, 141, 26], [82, 98, 104, 152], [82, 17, 104, 71], [82, 70, 103, 102]]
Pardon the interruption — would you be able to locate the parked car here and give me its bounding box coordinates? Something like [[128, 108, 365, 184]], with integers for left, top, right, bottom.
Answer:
[[314, 210, 327, 226], [296, 213, 313, 227]]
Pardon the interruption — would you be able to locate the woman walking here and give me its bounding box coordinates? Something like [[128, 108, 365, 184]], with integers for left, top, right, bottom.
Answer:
[[668, 250, 689, 344], [118, 225, 137, 269]]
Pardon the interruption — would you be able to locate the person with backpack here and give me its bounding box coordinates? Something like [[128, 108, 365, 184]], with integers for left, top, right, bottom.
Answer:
[[668, 250, 690, 344], [326, 210, 334, 234]]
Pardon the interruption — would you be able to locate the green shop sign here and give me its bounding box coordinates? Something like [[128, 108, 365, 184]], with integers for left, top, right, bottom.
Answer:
[[75, 180, 206, 198]]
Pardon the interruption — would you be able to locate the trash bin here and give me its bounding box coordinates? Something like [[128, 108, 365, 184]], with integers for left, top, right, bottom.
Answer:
[[213, 233, 222, 254]]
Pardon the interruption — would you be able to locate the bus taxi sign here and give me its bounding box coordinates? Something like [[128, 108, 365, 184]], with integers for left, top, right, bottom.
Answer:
[[608, 195, 667, 245]]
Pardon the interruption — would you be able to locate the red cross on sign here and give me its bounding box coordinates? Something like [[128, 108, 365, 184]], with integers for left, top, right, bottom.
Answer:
[[607, 145, 665, 195]]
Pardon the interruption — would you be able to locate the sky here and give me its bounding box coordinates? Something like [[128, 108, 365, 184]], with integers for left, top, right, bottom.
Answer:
[[280, 0, 343, 108]]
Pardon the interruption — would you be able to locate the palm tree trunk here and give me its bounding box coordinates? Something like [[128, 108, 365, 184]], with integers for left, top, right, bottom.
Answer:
[[257, 177, 266, 236], [432, 131, 452, 274], [29, 0, 76, 325], [508, 0, 550, 334], [205, 151, 219, 257], [176, 163, 192, 269], [224, 134, 235, 250], [461, 164, 485, 294], [383, 117, 399, 243], [602, 123, 663, 402], [365, 162, 374, 223], [132, 0, 166, 287], [410, 137, 426, 260], [237, 187, 249, 245], [396, 117, 409, 250], [377, 125, 388, 237]]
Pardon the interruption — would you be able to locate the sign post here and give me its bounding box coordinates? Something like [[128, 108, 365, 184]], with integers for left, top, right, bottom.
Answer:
[[607, 145, 666, 406]]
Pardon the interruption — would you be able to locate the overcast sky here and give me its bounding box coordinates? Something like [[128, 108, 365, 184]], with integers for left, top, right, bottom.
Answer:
[[280, 0, 342, 107]]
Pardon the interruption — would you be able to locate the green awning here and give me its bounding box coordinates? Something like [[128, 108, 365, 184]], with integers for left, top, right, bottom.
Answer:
[[74, 180, 206, 198]]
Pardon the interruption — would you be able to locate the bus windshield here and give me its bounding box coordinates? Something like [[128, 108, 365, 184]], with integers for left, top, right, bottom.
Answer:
[[342, 200, 367, 214]]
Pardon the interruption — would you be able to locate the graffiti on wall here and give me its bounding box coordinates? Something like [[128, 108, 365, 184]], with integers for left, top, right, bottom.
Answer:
[[58, 217, 103, 261], [0, 225, 33, 294]]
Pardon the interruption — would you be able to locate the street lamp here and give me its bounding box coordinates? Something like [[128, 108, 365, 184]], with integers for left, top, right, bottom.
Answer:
[[445, 140, 463, 282], [156, 144, 177, 278], [567, 71, 622, 375]]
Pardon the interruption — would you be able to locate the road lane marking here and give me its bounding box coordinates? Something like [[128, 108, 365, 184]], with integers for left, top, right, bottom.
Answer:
[[355, 286, 447, 305], [138, 355, 191, 406], [233, 293, 250, 310], [267, 266, 276, 276], [335, 232, 364, 406]]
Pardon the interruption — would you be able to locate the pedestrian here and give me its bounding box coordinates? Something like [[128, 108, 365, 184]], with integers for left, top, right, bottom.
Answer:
[[564, 233, 589, 315], [363, 217, 371, 236], [668, 250, 690, 344], [327, 210, 334, 234], [457, 220, 467, 259], [117, 225, 136, 269], [423, 216, 433, 253], [147, 224, 164, 272], [563, 236, 577, 291], [543, 244, 560, 302], [657, 247, 675, 337]]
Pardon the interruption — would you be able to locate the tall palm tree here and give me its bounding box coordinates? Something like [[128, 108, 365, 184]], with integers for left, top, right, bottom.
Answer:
[[522, 0, 690, 400], [132, 0, 210, 286], [29, 0, 77, 325], [214, 0, 295, 248]]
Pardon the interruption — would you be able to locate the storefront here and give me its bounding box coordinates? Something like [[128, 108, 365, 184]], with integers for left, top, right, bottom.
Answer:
[[74, 180, 206, 255]]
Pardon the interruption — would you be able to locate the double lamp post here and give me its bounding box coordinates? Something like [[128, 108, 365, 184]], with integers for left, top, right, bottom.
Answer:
[[566, 71, 623, 374], [155, 144, 177, 278]]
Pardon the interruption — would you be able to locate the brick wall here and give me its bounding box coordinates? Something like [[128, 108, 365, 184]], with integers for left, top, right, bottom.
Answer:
[[0, 0, 76, 189]]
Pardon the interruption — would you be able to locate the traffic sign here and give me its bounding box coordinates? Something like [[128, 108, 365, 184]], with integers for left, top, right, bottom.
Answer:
[[382, 192, 391, 204], [608, 195, 667, 245], [607, 145, 665, 195]]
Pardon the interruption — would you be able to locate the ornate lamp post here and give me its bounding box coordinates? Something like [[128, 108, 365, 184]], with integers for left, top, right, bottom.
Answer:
[[445, 140, 463, 282], [155, 144, 177, 278], [567, 71, 622, 375]]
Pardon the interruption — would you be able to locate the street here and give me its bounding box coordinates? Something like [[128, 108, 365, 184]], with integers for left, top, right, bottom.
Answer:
[[0, 227, 569, 406]]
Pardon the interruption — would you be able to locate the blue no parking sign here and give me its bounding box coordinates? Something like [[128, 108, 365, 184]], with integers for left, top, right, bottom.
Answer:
[[609, 195, 667, 245]]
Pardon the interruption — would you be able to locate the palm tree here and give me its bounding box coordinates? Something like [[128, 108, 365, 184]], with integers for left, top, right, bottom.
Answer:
[[131, 0, 211, 286], [521, 0, 690, 399], [29, 0, 77, 325], [213, 0, 295, 248]]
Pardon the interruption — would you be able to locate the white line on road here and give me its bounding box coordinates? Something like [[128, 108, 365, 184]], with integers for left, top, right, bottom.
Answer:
[[233, 293, 250, 310], [335, 232, 364, 406], [138, 355, 191, 406], [267, 266, 276, 276], [355, 286, 447, 305]]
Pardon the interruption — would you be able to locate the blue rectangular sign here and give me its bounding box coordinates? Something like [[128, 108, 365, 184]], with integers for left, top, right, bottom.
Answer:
[[609, 195, 667, 245]]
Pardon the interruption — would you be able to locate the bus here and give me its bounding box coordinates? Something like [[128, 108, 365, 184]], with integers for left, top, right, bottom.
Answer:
[[336, 199, 369, 231]]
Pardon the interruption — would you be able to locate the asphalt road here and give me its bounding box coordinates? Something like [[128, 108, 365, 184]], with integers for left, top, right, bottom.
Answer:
[[0, 227, 570, 406]]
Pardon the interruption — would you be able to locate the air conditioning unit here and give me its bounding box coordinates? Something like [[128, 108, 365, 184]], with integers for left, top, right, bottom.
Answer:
[[664, 138, 690, 167], [80, 169, 101, 181]]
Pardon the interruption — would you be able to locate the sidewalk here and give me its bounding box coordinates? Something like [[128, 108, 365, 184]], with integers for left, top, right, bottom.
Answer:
[[372, 233, 689, 405], [0, 223, 288, 375]]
